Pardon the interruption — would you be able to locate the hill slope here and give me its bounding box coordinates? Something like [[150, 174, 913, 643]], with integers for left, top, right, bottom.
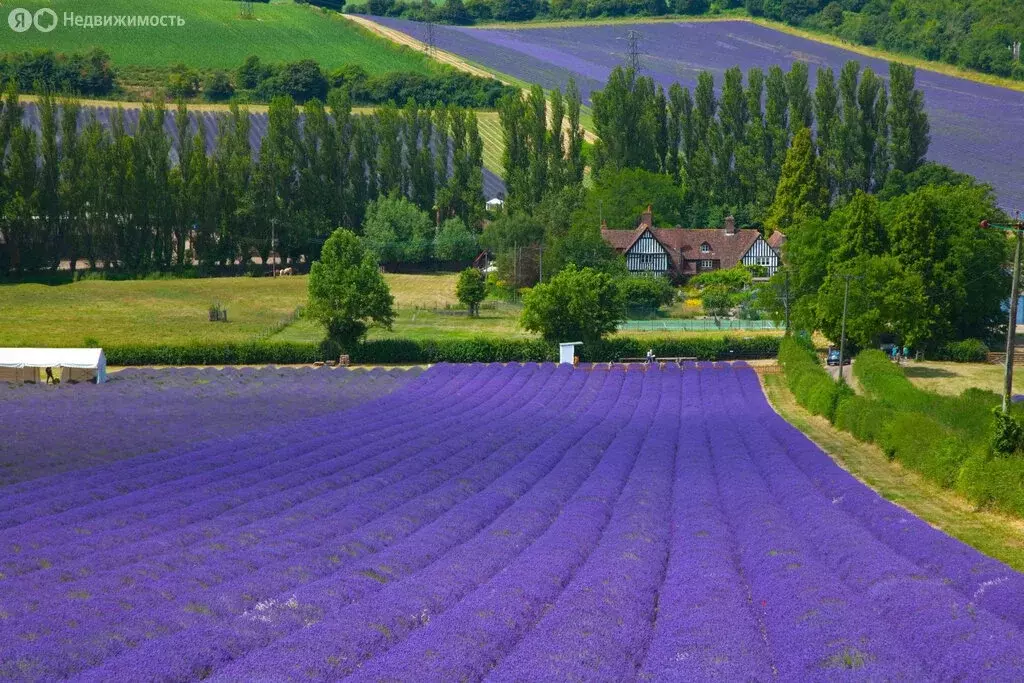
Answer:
[[2, 0, 435, 75]]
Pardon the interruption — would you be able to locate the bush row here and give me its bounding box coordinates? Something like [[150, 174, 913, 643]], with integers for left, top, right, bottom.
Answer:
[[777, 336, 851, 422], [105, 334, 781, 367], [778, 338, 1024, 518]]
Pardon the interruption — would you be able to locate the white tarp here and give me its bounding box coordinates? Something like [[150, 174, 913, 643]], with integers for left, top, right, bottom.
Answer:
[[0, 348, 106, 383]]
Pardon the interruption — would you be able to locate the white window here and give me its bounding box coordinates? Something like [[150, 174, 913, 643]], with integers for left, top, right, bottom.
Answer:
[[700, 259, 714, 269], [700, 243, 711, 253], [759, 257, 773, 266]]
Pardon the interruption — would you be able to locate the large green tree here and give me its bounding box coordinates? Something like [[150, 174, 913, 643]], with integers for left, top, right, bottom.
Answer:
[[521, 264, 625, 343], [307, 228, 395, 351], [766, 127, 827, 233]]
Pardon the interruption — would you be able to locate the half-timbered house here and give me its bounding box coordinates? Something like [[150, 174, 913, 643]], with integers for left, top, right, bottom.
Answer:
[[600, 206, 782, 279]]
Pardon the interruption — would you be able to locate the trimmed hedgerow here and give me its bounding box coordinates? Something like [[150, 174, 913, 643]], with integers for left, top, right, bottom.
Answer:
[[105, 335, 781, 366], [778, 335, 851, 423]]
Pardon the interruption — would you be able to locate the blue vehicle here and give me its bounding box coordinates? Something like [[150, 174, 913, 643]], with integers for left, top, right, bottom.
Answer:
[[826, 348, 850, 366]]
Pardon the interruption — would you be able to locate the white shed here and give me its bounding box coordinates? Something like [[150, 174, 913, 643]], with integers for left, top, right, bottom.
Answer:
[[0, 348, 108, 384], [486, 197, 505, 210], [559, 342, 583, 365]]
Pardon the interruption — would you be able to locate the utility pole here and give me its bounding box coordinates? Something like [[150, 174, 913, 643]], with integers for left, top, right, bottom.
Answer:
[[781, 268, 791, 334], [982, 215, 1024, 412], [837, 273, 862, 384], [271, 222, 277, 277], [424, 21, 436, 58]]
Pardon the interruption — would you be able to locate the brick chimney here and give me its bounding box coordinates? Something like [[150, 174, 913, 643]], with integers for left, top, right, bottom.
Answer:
[[641, 204, 653, 228], [724, 215, 736, 235]]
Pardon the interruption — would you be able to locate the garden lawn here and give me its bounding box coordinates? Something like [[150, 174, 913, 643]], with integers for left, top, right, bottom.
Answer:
[[3, 0, 435, 75], [0, 273, 460, 348], [903, 360, 1023, 397]]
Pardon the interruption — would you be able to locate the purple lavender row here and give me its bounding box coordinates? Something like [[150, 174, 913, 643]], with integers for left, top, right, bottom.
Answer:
[[701, 366, 928, 679], [734, 368, 1024, 630], [462, 367, 678, 681], [69, 366, 622, 681], [0, 365, 478, 561], [0, 367, 418, 487], [349, 367, 679, 681], [0, 366, 446, 521], [639, 364, 776, 680], [0, 364, 528, 609], [723, 368, 1024, 677], [2, 365, 582, 678], [197, 367, 643, 681]]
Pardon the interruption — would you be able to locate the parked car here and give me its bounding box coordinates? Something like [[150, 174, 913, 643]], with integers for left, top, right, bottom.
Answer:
[[826, 348, 850, 366]]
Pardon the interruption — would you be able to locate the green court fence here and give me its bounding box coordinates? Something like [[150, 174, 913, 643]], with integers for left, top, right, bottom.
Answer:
[[618, 319, 784, 332]]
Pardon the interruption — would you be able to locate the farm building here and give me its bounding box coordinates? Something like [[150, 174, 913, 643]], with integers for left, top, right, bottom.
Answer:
[[601, 207, 781, 278]]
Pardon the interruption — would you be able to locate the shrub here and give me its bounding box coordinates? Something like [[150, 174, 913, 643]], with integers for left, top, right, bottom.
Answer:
[[204, 71, 235, 102], [991, 407, 1024, 457], [833, 394, 890, 443], [935, 338, 988, 363], [957, 454, 1024, 517], [877, 413, 971, 487]]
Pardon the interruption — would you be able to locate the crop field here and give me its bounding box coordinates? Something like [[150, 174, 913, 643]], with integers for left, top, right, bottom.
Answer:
[[0, 366, 418, 486], [370, 17, 1024, 212], [16, 103, 507, 199], [2, 362, 1024, 679], [2, 0, 433, 76]]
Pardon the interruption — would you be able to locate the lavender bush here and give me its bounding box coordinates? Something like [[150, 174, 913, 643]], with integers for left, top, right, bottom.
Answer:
[[372, 17, 1024, 212], [2, 362, 1024, 680]]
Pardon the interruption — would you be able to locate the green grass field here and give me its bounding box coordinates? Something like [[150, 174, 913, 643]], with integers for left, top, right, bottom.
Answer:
[[4, 0, 435, 76]]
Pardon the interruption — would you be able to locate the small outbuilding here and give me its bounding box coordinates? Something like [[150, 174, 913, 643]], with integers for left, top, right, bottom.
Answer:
[[0, 348, 108, 384], [485, 197, 505, 211]]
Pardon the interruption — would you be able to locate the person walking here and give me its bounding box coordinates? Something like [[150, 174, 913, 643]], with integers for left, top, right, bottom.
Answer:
[[646, 348, 655, 365]]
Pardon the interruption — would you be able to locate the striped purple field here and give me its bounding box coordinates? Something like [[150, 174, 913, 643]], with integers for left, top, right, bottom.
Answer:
[[371, 17, 1024, 212], [1, 362, 1023, 680]]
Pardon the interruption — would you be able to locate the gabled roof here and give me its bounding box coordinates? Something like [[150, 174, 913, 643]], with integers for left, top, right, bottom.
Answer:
[[600, 224, 652, 252], [767, 230, 787, 251]]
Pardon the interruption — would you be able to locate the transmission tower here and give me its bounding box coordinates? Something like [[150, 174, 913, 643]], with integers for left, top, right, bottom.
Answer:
[[626, 29, 642, 72], [240, 1, 254, 19], [424, 21, 436, 58]]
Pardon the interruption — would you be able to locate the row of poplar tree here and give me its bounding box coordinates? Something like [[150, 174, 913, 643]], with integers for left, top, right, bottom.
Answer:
[[0, 86, 486, 274], [586, 59, 929, 228]]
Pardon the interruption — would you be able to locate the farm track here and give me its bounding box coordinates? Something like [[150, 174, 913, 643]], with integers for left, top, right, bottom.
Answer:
[[2, 363, 1024, 679]]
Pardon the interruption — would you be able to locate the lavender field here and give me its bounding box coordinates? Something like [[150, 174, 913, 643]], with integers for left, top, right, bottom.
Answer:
[[2, 362, 1024, 679], [0, 366, 418, 486], [372, 18, 1024, 211]]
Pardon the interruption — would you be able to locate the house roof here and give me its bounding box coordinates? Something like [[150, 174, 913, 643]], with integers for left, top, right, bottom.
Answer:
[[601, 225, 763, 274], [767, 230, 787, 251]]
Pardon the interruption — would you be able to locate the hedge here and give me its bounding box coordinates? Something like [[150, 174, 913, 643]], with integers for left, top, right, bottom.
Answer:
[[106, 342, 322, 366], [778, 341, 1024, 519], [777, 336, 851, 423], [104, 334, 781, 366]]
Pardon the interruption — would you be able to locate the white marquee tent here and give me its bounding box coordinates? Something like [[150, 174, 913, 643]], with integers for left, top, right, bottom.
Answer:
[[0, 348, 107, 384]]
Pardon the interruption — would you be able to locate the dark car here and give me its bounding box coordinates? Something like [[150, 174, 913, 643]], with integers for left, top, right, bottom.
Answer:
[[826, 348, 850, 366]]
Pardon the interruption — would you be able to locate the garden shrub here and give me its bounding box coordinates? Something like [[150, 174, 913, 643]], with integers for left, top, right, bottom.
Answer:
[[935, 338, 989, 363], [878, 413, 971, 488]]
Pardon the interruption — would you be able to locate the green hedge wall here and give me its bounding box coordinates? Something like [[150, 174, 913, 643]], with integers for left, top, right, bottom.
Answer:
[[105, 335, 781, 366], [777, 336, 852, 423], [777, 340, 1024, 518]]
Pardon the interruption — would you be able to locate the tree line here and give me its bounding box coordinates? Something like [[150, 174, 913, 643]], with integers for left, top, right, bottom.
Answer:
[[369, 0, 1024, 82], [0, 48, 515, 109], [587, 60, 929, 228], [0, 87, 486, 275]]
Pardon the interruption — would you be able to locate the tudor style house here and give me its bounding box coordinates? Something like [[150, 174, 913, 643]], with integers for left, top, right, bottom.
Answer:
[[600, 206, 782, 279]]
